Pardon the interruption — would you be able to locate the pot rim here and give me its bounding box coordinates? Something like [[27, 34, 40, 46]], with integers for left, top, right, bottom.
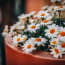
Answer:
[[5, 36, 65, 61]]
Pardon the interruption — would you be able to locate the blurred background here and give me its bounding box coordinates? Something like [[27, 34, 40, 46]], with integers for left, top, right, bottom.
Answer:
[[0, 0, 52, 26]]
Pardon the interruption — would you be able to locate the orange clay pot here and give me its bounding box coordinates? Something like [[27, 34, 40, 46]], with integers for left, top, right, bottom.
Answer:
[[5, 37, 65, 65]]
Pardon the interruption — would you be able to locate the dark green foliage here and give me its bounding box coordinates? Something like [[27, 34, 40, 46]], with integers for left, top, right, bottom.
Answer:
[[22, 25, 48, 38], [22, 25, 51, 51], [37, 41, 50, 52], [52, 18, 65, 27]]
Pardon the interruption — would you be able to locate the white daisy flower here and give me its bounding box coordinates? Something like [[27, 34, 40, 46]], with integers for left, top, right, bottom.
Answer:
[[15, 22, 22, 26], [2, 25, 8, 36], [45, 24, 59, 38], [21, 35, 27, 42], [58, 27, 65, 42], [10, 22, 25, 32], [27, 23, 40, 32], [13, 34, 27, 44], [18, 14, 27, 24], [16, 25, 25, 30], [48, 6, 58, 12], [22, 42, 36, 53], [13, 34, 22, 44], [41, 19, 53, 25], [9, 31, 17, 37], [46, 16, 53, 21], [3, 25, 8, 32], [56, 6, 65, 10], [35, 37, 47, 46], [10, 25, 17, 32], [26, 38, 35, 44], [37, 11, 50, 18], [50, 47, 62, 58], [50, 38, 59, 45], [29, 19, 34, 23], [58, 42, 65, 53]]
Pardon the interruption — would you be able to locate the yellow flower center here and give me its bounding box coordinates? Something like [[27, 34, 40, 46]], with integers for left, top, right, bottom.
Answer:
[[43, 20, 48, 23], [16, 37, 20, 41], [60, 32, 65, 37], [4, 29, 7, 32], [52, 41, 57, 45], [27, 44, 32, 49], [61, 42, 65, 48], [58, 6, 63, 9], [22, 37, 26, 41], [54, 48, 59, 54], [50, 29, 55, 34], [21, 18, 26, 21], [35, 38, 41, 42], [31, 25, 36, 29], [41, 13, 45, 16]]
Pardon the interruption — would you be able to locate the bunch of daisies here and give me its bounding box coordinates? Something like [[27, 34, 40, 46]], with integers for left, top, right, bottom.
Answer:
[[50, 0, 65, 5], [3, 5, 65, 58]]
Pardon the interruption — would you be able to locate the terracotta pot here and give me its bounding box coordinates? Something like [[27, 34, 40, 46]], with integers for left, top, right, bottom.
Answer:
[[5, 37, 65, 65]]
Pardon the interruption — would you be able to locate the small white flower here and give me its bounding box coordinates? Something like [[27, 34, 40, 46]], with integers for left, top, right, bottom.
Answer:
[[50, 38, 59, 45], [29, 19, 34, 23], [46, 16, 53, 21], [15, 22, 22, 26], [50, 47, 62, 58], [13, 34, 27, 44], [21, 35, 27, 42], [37, 11, 50, 18], [26, 38, 35, 44], [35, 37, 47, 46], [45, 24, 59, 38], [48, 6, 57, 12], [9, 31, 17, 37], [56, 6, 65, 10], [10, 25, 16, 32], [16, 25, 25, 30], [27, 23, 40, 32], [22, 41, 36, 53], [3, 25, 8, 32], [58, 27, 65, 42], [58, 42, 65, 53], [2, 25, 8, 36], [13, 34, 22, 44], [18, 14, 27, 24], [41, 19, 53, 25]]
